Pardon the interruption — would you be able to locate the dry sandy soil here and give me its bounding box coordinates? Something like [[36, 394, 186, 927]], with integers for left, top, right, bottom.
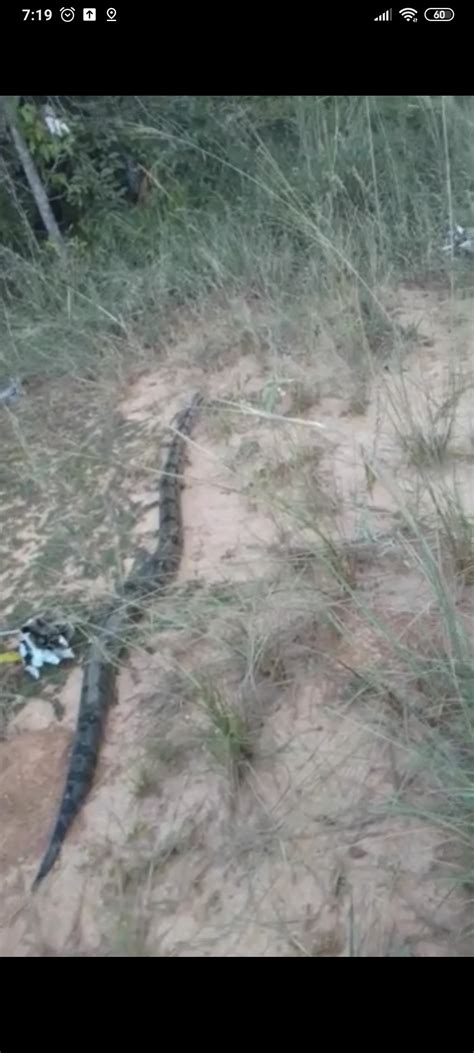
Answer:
[[0, 285, 473, 956]]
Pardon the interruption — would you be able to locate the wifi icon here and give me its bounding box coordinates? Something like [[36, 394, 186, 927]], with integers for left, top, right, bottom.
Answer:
[[399, 6, 418, 18]]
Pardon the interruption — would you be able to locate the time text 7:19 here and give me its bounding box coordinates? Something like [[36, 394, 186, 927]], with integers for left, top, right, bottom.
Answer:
[[23, 9, 53, 18]]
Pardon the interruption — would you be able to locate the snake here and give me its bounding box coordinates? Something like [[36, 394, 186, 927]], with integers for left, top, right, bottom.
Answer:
[[32, 393, 202, 889]]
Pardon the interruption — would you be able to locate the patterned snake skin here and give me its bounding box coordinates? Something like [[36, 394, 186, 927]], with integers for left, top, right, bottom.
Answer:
[[32, 393, 202, 889]]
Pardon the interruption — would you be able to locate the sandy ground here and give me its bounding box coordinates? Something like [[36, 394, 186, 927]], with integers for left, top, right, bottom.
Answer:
[[0, 285, 473, 956]]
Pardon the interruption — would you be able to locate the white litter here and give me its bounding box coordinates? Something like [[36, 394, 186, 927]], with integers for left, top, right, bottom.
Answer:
[[441, 224, 474, 256], [17, 616, 75, 680], [0, 377, 22, 406], [41, 105, 71, 139]]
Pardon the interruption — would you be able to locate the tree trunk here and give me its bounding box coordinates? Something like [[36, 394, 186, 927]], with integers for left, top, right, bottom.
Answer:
[[1, 97, 65, 254]]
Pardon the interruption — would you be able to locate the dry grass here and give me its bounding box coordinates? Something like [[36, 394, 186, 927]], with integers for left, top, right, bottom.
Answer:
[[199, 683, 255, 777], [390, 371, 471, 468]]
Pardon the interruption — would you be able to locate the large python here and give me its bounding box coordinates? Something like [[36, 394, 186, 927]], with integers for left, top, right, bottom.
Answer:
[[32, 393, 202, 889]]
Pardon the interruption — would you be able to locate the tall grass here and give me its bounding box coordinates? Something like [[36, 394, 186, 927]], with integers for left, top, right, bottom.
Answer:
[[1, 95, 474, 379]]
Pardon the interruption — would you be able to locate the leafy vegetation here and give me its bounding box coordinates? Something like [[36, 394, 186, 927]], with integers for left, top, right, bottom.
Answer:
[[1, 95, 474, 379]]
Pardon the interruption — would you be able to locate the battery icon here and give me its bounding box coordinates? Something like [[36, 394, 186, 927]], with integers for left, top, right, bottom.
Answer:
[[424, 7, 454, 18]]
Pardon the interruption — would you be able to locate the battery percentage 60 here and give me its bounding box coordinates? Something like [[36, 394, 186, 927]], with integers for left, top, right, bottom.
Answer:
[[424, 7, 455, 18]]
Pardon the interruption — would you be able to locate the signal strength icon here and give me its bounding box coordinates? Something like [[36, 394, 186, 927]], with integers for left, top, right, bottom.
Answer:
[[399, 6, 417, 17], [374, 8, 392, 19]]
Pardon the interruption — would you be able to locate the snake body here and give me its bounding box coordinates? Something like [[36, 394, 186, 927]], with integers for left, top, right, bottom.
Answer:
[[32, 393, 202, 889]]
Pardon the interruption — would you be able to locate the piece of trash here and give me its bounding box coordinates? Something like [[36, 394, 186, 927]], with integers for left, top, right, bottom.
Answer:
[[0, 650, 21, 664], [0, 377, 22, 406], [441, 224, 474, 257], [18, 633, 74, 680], [17, 614, 75, 680], [41, 104, 71, 139], [0, 626, 23, 665]]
